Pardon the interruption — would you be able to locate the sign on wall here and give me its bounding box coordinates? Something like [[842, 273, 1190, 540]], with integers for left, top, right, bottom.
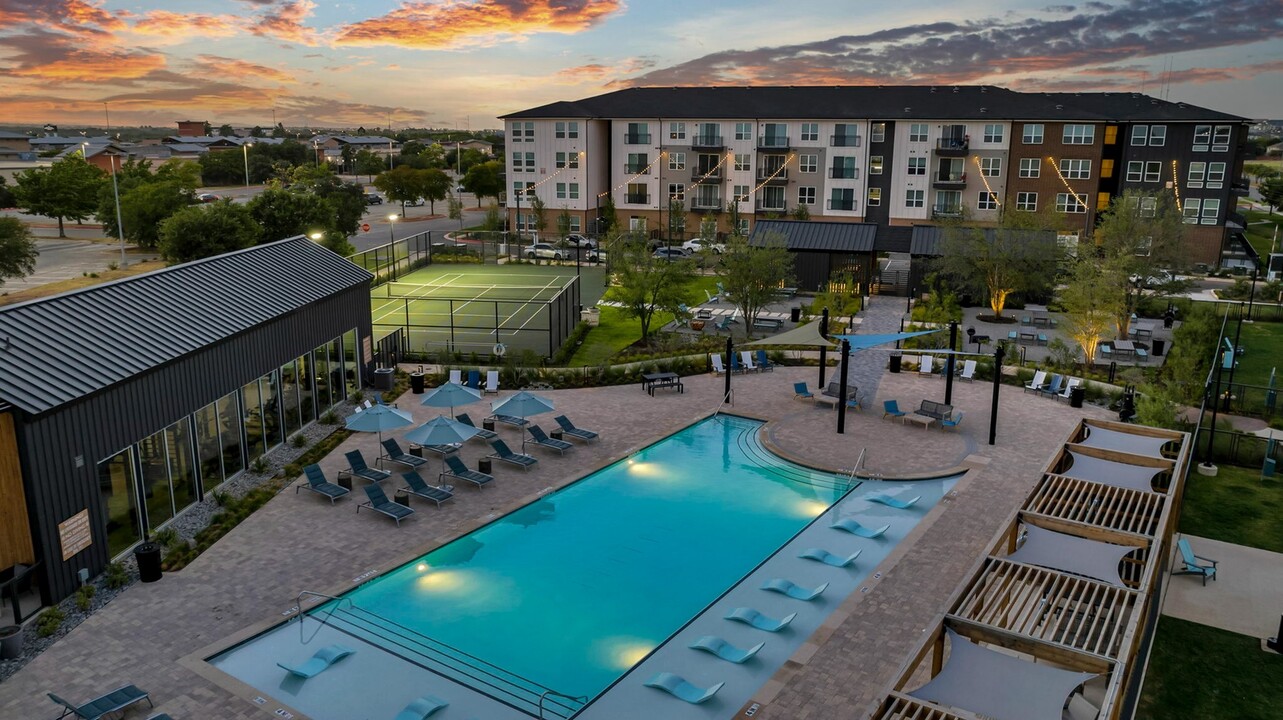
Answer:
[[58, 509, 92, 560]]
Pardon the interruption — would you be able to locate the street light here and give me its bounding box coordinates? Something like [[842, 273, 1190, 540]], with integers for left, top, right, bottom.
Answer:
[[309, 232, 323, 241], [387, 213, 398, 244], [242, 142, 253, 187], [108, 152, 124, 267]]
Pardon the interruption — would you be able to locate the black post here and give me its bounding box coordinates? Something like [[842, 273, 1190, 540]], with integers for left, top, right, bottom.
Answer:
[[819, 308, 830, 388], [989, 343, 1004, 446], [944, 321, 958, 405], [1247, 268, 1258, 322], [1225, 302, 1246, 411], [724, 336, 733, 404], [837, 339, 851, 434], [1204, 348, 1226, 464], [906, 286, 914, 313], [897, 317, 904, 349]]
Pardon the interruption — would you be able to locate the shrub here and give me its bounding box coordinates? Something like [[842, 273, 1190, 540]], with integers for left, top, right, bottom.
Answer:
[[320, 410, 338, 425], [291, 433, 306, 448], [74, 584, 96, 611], [103, 561, 130, 589], [37, 606, 66, 636], [153, 527, 180, 549], [250, 457, 269, 474]]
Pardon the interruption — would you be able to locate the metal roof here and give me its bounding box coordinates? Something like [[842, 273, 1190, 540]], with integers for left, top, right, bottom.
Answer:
[[0, 237, 372, 415], [750, 219, 877, 252], [910, 225, 1055, 256]]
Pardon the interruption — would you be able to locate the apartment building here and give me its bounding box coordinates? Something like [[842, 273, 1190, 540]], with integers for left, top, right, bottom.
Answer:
[[502, 86, 1247, 266]]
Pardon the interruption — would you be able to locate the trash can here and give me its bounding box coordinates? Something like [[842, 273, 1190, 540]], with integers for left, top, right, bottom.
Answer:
[[1152, 339, 1166, 357], [1069, 386, 1086, 409], [478, 458, 492, 475], [889, 354, 902, 373], [482, 419, 496, 432], [789, 307, 801, 323], [0, 625, 22, 660], [410, 372, 426, 394], [135, 541, 162, 583], [373, 367, 395, 391]]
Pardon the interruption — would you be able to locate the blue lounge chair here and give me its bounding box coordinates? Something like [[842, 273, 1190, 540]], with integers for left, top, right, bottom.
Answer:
[[455, 413, 498, 440], [755, 349, 775, 371], [442, 455, 493, 489], [793, 382, 814, 400], [882, 400, 906, 420], [831, 518, 890, 538], [730, 352, 743, 372], [276, 644, 354, 679], [554, 415, 598, 441], [644, 672, 724, 704], [1038, 333, 1049, 346], [401, 471, 454, 508], [1174, 538, 1218, 585], [381, 438, 428, 469], [725, 607, 797, 632], [940, 411, 965, 432], [799, 547, 861, 567], [762, 578, 829, 601], [343, 449, 391, 483], [489, 412, 529, 428], [1007, 330, 1018, 340], [465, 370, 481, 389], [488, 439, 537, 469], [867, 493, 920, 509], [689, 635, 765, 664], [357, 484, 415, 526], [1039, 374, 1064, 398], [527, 425, 574, 454], [1099, 345, 1113, 359], [48, 684, 152, 720], [297, 464, 350, 504], [393, 695, 449, 720]]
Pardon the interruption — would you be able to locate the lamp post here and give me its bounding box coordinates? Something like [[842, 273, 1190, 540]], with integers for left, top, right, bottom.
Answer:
[[989, 342, 1005, 446], [108, 153, 124, 267], [242, 142, 253, 187], [387, 214, 398, 245]]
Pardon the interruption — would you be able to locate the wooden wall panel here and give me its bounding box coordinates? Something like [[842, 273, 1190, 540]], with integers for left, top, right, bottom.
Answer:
[[0, 411, 35, 569]]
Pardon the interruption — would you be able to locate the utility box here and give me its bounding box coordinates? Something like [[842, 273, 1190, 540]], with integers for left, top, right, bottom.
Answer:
[[373, 367, 394, 390]]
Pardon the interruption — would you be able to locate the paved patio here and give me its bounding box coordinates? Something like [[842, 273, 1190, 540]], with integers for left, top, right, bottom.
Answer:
[[1161, 533, 1283, 641], [0, 340, 1116, 719]]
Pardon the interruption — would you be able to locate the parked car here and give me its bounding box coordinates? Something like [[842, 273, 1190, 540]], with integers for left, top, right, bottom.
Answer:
[[653, 247, 691, 261], [524, 243, 566, 260], [197, 193, 219, 203], [565, 234, 597, 249], [404, 197, 425, 207], [364, 193, 383, 205], [586, 248, 607, 263], [1129, 270, 1174, 288], [682, 237, 725, 254]]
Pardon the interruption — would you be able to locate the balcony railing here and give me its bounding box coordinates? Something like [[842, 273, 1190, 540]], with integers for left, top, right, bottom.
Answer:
[[692, 168, 723, 181], [624, 133, 651, 144], [756, 201, 787, 213], [757, 168, 788, 184], [624, 163, 649, 174], [691, 135, 724, 149], [757, 136, 790, 149], [625, 193, 650, 204], [830, 134, 861, 147], [932, 204, 964, 219], [935, 138, 970, 156], [830, 168, 857, 179], [932, 172, 967, 189], [827, 199, 857, 211], [691, 196, 723, 210]]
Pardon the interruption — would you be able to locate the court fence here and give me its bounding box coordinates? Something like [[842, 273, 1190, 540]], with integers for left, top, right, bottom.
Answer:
[[347, 231, 487, 286]]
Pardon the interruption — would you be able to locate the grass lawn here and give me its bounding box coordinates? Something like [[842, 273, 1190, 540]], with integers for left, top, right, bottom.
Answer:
[[1136, 616, 1283, 720], [0, 259, 168, 306], [568, 275, 722, 366], [1179, 464, 1283, 553], [1228, 321, 1283, 388], [1239, 207, 1282, 260]]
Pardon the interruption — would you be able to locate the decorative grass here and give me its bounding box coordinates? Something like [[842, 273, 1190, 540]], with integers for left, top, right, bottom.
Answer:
[[1179, 464, 1283, 553]]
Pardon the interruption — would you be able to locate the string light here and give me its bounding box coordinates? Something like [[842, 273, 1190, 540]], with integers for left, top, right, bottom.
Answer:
[[598, 151, 667, 199], [1046, 155, 1088, 212], [1170, 159, 1181, 206], [524, 150, 584, 193], [748, 153, 796, 195], [688, 151, 733, 188], [971, 155, 1001, 208]]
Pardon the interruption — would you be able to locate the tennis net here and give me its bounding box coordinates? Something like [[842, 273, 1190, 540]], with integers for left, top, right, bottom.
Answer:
[[379, 280, 567, 301]]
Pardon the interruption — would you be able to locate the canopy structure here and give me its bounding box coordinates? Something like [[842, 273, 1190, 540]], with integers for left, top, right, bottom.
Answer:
[[909, 628, 1096, 720], [1007, 524, 1138, 587], [1059, 451, 1163, 494], [1079, 423, 1172, 458], [831, 330, 941, 351], [741, 319, 837, 348]]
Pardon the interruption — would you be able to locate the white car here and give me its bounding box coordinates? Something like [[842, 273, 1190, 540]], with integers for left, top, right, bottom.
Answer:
[[1129, 270, 1174, 288], [586, 248, 607, 263], [652, 247, 691, 261], [524, 243, 566, 260], [682, 237, 725, 254], [565, 234, 597, 249], [404, 197, 425, 207]]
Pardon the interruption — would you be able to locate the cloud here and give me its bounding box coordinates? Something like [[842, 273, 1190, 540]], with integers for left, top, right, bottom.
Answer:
[[0, 28, 166, 81], [250, 0, 320, 45], [193, 55, 298, 83], [131, 10, 241, 38], [0, 0, 125, 36], [334, 0, 623, 49], [556, 57, 656, 84]]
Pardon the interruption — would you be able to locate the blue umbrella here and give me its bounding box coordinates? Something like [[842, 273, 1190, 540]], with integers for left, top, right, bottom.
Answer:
[[422, 381, 483, 417], [492, 391, 555, 451], [344, 403, 414, 446], [405, 416, 481, 473]]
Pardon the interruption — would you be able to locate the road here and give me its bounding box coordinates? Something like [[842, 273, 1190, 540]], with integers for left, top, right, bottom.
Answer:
[[0, 236, 159, 292]]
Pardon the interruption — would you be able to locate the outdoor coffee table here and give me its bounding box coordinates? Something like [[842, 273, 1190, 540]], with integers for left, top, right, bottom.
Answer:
[[903, 413, 936, 430], [1113, 339, 1136, 359]]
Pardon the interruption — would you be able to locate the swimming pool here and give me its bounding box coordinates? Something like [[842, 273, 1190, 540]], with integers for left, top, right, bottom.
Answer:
[[209, 416, 883, 718]]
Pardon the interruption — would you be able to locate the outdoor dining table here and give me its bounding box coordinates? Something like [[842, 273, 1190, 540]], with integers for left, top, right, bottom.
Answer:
[[1032, 311, 1050, 327], [1131, 322, 1156, 339], [1018, 329, 1038, 344], [1113, 339, 1136, 358], [641, 371, 683, 396]]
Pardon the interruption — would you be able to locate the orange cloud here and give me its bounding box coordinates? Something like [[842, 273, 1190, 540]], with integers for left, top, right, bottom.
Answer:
[[64, 0, 126, 32], [131, 11, 241, 38], [194, 55, 298, 83], [251, 0, 320, 45], [334, 0, 623, 49], [6, 45, 165, 82]]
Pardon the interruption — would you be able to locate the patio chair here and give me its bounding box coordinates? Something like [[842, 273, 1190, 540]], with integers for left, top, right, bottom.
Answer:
[[710, 354, 727, 375], [918, 355, 935, 376], [48, 684, 152, 720], [489, 412, 529, 428], [455, 413, 498, 440], [761, 578, 829, 601], [730, 352, 744, 373], [1023, 370, 1048, 394], [554, 415, 599, 441], [1135, 347, 1149, 362], [401, 471, 454, 508], [381, 438, 428, 470], [644, 673, 724, 705], [882, 399, 906, 420], [357, 484, 415, 526], [958, 359, 977, 382], [484, 370, 500, 394], [830, 518, 890, 538], [689, 635, 765, 664], [527, 425, 574, 454], [1039, 374, 1064, 398], [793, 382, 814, 400], [799, 547, 862, 567], [276, 644, 354, 679], [1021, 315, 1032, 325], [442, 455, 494, 489], [740, 351, 759, 372], [448, 369, 462, 384], [393, 695, 450, 720], [1007, 330, 1018, 341], [1037, 333, 1049, 346], [343, 450, 391, 483], [714, 315, 732, 333], [725, 607, 797, 632], [1099, 345, 1113, 360], [1173, 538, 1218, 585], [465, 370, 481, 389], [940, 411, 965, 432], [1057, 378, 1081, 402], [488, 439, 538, 469], [755, 349, 775, 371], [297, 464, 350, 504], [867, 493, 920, 509]]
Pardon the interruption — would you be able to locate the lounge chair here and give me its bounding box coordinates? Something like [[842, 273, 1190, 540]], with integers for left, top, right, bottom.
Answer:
[[297, 464, 350, 504], [393, 695, 450, 720], [644, 673, 724, 704], [527, 425, 574, 454], [343, 449, 391, 483], [1058, 378, 1081, 402], [1039, 374, 1064, 398], [755, 349, 775, 371], [381, 439, 428, 470], [689, 635, 765, 664], [489, 412, 529, 428], [1099, 345, 1113, 360], [488, 439, 538, 469], [793, 382, 814, 400], [276, 644, 354, 679], [554, 415, 598, 441], [1174, 538, 1218, 585], [711, 354, 727, 375], [714, 315, 732, 333], [484, 370, 500, 394], [761, 578, 829, 601], [730, 352, 744, 373], [830, 518, 890, 538], [442, 455, 494, 489], [1007, 330, 1018, 340], [799, 547, 861, 567], [1135, 347, 1149, 362], [401, 471, 454, 508], [882, 399, 906, 420], [465, 370, 481, 389], [48, 684, 152, 720], [739, 351, 758, 372], [724, 607, 797, 632], [448, 369, 462, 384], [1038, 333, 1049, 346], [919, 355, 935, 376], [1023, 370, 1048, 394], [867, 493, 920, 509], [357, 484, 415, 526], [455, 413, 498, 440], [940, 411, 965, 432], [958, 359, 977, 382]]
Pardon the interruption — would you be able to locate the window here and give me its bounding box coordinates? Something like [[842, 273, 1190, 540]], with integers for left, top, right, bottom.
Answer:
[[669, 122, 685, 140], [1063, 124, 1094, 144], [1056, 192, 1087, 213], [512, 121, 534, 142], [1131, 125, 1148, 146], [625, 183, 648, 203], [828, 188, 855, 211], [629, 217, 646, 232], [568, 216, 581, 233], [870, 156, 884, 175], [906, 189, 924, 208], [867, 187, 881, 206], [1139, 197, 1156, 217], [692, 185, 721, 209], [1201, 198, 1221, 224], [831, 156, 857, 179], [554, 121, 579, 138], [1207, 162, 1226, 187], [1144, 161, 1161, 183], [668, 183, 684, 201], [1104, 125, 1118, 144], [1212, 125, 1231, 151], [978, 191, 998, 210], [554, 151, 579, 169], [1016, 192, 1037, 211], [625, 152, 649, 174], [1183, 199, 1200, 223], [909, 123, 928, 142], [800, 123, 819, 142], [568, 183, 579, 200], [513, 181, 534, 198], [832, 123, 859, 146], [734, 153, 751, 172], [871, 122, 886, 143], [556, 182, 566, 199], [626, 122, 650, 144], [798, 186, 815, 205], [762, 123, 788, 146], [983, 124, 1003, 143], [980, 157, 1002, 177], [1060, 159, 1091, 179], [1187, 162, 1206, 187], [735, 122, 751, 140], [935, 190, 961, 214], [555, 121, 566, 138], [799, 154, 817, 173], [733, 185, 749, 203], [760, 186, 785, 210], [1101, 159, 1114, 178], [1019, 158, 1040, 178], [1023, 124, 1044, 144], [1193, 125, 1211, 150], [515, 152, 534, 172], [1148, 125, 1165, 146], [1126, 161, 1144, 182], [696, 123, 720, 142], [1097, 192, 1110, 211], [668, 152, 686, 171], [555, 152, 566, 169], [907, 156, 926, 175], [695, 153, 720, 176]]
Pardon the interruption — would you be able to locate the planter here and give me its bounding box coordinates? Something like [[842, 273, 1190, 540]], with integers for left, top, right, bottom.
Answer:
[[689, 320, 706, 331], [0, 625, 21, 660], [1196, 463, 1219, 477]]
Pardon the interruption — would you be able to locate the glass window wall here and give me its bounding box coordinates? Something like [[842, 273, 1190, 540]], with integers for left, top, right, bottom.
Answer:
[[298, 353, 317, 425], [138, 428, 175, 532], [280, 358, 303, 438], [342, 330, 359, 398], [97, 448, 142, 558], [195, 402, 223, 494]]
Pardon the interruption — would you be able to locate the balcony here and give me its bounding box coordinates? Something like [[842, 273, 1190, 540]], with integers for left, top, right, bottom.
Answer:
[[624, 133, 651, 145], [932, 204, 964, 219], [691, 135, 724, 149], [1226, 211, 1246, 230], [830, 168, 857, 180], [757, 136, 790, 150], [757, 168, 788, 184], [624, 163, 649, 174], [691, 195, 723, 211], [625, 193, 650, 204], [827, 199, 856, 211], [830, 134, 861, 147], [934, 137, 970, 157], [932, 172, 968, 189], [755, 201, 787, 213], [692, 167, 723, 181], [1231, 179, 1250, 196]]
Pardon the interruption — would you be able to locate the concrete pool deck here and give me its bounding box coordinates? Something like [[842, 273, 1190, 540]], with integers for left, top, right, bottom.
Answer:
[[0, 362, 1114, 720]]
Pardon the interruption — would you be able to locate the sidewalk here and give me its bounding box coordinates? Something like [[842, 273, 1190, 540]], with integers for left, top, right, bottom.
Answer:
[[1161, 533, 1283, 640]]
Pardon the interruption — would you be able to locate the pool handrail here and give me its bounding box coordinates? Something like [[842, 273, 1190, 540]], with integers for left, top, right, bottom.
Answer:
[[291, 590, 360, 645]]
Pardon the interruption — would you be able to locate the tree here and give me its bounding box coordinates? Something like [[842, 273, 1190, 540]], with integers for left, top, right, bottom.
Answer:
[[698, 215, 717, 241], [716, 232, 796, 337], [0, 217, 38, 287], [1244, 162, 1280, 183], [247, 187, 335, 244], [461, 160, 504, 207], [530, 196, 547, 240], [421, 168, 451, 213], [250, 126, 264, 138], [315, 229, 354, 257], [481, 202, 504, 232], [1092, 190, 1186, 336], [13, 155, 105, 237], [340, 144, 357, 174], [373, 166, 426, 215], [354, 149, 385, 182], [158, 201, 260, 262], [1261, 177, 1283, 214], [612, 237, 698, 339], [422, 143, 446, 169], [203, 121, 212, 136], [272, 123, 287, 139], [217, 124, 236, 137], [1058, 255, 1122, 365], [0, 176, 17, 209], [115, 182, 193, 249], [792, 204, 811, 221], [598, 194, 618, 236], [932, 210, 1061, 318], [666, 197, 685, 244], [556, 208, 572, 240], [448, 193, 464, 231]]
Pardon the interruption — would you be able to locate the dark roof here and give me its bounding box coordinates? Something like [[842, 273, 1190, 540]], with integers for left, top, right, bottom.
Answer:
[[502, 86, 1246, 122], [875, 226, 914, 253], [909, 225, 1056, 256], [750, 220, 876, 252], [0, 131, 30, 140], [0, 237, 372, 415]]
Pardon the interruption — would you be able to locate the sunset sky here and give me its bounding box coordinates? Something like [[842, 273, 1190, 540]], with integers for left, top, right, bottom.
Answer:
[[1, 0, 1280, 131]]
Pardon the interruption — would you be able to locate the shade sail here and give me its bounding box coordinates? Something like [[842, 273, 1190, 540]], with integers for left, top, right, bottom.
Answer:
[[909, 628, 1097, 720], [741, 319, 837, 348], [1059, 451, 1163, 494], [1007, 524, 1138, 587], [1079, 424, 1173, 458], [830, 329, 942, 350]]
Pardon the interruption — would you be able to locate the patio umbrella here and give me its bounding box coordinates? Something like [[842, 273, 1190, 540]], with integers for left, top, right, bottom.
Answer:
[[344, 403, 414, 447], [422, 381, 483, 417], [491, 391, 555, 451], [404, 416, 481, 474]]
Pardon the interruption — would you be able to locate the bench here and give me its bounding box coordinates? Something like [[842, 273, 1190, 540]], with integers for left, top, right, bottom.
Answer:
[[917, 400, 953, 422], [753, 317, 784, 331], [817, 381, 858, 409], [642, 372, 684, 396]]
